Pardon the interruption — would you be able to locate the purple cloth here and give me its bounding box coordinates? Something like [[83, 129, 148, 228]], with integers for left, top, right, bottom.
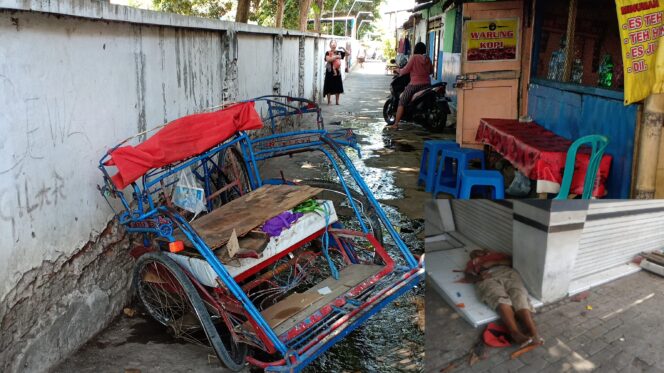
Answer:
[[262, 211, 304, 237]]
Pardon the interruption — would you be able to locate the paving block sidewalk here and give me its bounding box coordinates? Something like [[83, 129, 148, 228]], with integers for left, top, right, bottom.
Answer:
[[426, 270, 664, 373]]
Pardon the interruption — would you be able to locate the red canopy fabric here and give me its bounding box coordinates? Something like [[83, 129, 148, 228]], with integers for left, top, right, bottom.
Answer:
[[107, 102, 263, 189], [475, 119, 612, 197]]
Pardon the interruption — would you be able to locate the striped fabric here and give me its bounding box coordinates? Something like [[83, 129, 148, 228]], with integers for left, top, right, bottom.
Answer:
[[399, 83, 430, 106]]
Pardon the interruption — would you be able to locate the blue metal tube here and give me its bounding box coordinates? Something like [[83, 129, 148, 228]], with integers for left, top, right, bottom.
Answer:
[[238, 132, 263, 188], [250, 129, 325, 143], [253, 141, 327, 160], [201, 159, 214, 211], [321, 136, 419, 269], [250, 140, 370, 234], [318, 147, 369, 234], [268, 102, 277, 133]]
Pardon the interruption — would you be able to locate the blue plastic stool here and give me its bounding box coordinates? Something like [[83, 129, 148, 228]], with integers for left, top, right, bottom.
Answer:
[[433, 147, 486, 198], [418, 140, 459, 192], [458, 169, 505, 199]]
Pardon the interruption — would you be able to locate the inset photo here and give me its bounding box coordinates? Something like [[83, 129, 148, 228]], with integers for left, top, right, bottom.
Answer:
[[425, 199, 664, 372]]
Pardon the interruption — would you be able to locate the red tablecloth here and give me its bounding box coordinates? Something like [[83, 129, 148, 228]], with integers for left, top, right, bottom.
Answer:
[[475, 118, 612, 197]]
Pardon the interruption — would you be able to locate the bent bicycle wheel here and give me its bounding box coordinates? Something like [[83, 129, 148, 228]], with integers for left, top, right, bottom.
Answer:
[[134, 252, 247, 371]]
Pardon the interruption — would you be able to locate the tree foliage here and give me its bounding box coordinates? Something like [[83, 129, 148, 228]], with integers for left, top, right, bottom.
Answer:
[[151, 0, 383, 32], [253, 0, 301, 29], [152, 0, 234, 18]]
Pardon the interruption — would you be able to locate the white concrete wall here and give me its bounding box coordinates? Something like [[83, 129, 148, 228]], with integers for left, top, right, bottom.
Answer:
[[280, 37, 300, 97], [0, 1, 325, 301], [0, 10, 224, 302], [237, 33, 275, 100], [304, 38, 315, 99], [511, 201, 587, 303], [0, 1, 326, 370]]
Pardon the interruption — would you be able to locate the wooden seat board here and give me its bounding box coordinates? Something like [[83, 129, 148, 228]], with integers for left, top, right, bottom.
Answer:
[[172, 184, 322, 250], [260, 264, 384, 336]]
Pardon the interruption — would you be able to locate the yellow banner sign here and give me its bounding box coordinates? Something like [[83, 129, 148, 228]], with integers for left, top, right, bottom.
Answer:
[[465, 19, 519, 61], [616, 0, 664, 104]]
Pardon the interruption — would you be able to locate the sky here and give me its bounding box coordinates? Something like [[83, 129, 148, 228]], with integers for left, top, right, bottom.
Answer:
[[110, 0, 151, 8], [379, 0, 415, 35]]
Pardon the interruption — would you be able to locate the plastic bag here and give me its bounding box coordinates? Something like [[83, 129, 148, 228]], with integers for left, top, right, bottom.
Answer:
[[506, 170, 531, 197], [172, 167, 206, 217]]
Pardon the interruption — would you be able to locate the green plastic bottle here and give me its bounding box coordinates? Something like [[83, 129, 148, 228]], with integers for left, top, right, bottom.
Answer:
[[598, 54, 614, 88]]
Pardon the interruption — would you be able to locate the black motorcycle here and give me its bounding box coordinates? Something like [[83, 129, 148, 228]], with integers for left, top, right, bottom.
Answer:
[[382, 73, 452, 133]]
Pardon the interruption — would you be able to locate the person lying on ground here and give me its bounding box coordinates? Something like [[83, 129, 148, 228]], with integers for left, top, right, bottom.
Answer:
[[464, 249, 542, 347]]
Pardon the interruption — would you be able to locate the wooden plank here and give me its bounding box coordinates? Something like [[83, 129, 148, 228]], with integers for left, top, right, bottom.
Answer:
[[270, 264, 383, 335], [227, 229, 240, 258], [172, 185, 322, 250], [261, 292, 323, 329], [238, 231, 270, 252]]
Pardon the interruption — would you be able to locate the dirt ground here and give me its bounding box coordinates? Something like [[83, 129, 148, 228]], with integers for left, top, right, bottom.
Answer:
[[54, 60, 441, 373]]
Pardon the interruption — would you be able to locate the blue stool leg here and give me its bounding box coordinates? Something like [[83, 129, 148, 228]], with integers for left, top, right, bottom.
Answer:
[[418, 146, 430, 188], [456, 154, 471, 197], [494, 182, 505, 199], [433, 151, 451, 198], [459, 179, 471, 199], [432, 152, 444, 198], [426, 147, 440, 193]]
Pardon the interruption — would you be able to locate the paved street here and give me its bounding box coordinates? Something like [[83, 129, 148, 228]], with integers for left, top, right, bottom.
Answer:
[[426, 270, 664, 373], [54, 61, 442, 373]]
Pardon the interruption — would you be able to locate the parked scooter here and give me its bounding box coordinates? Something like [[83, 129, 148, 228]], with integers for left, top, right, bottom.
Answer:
[[382, 60, 452, 133]]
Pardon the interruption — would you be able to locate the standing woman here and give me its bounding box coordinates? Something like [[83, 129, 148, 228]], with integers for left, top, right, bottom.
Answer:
[[387, 42, 433, 130], [357, 46, 367, 69], [323, 40, 345, 105]]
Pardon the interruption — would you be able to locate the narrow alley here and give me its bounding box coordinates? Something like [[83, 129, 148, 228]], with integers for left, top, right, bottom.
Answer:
[[53, 61, 448, 373]]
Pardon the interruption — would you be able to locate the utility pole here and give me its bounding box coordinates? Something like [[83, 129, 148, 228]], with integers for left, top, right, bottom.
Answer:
[[351, 12, 372, 41], [345, 0, 372, 37], [331, 0, 340, 36]]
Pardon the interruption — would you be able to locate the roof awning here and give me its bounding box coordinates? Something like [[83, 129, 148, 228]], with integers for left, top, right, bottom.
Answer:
[[413, 1, 437, 12], [402, 13, 423, 29]]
